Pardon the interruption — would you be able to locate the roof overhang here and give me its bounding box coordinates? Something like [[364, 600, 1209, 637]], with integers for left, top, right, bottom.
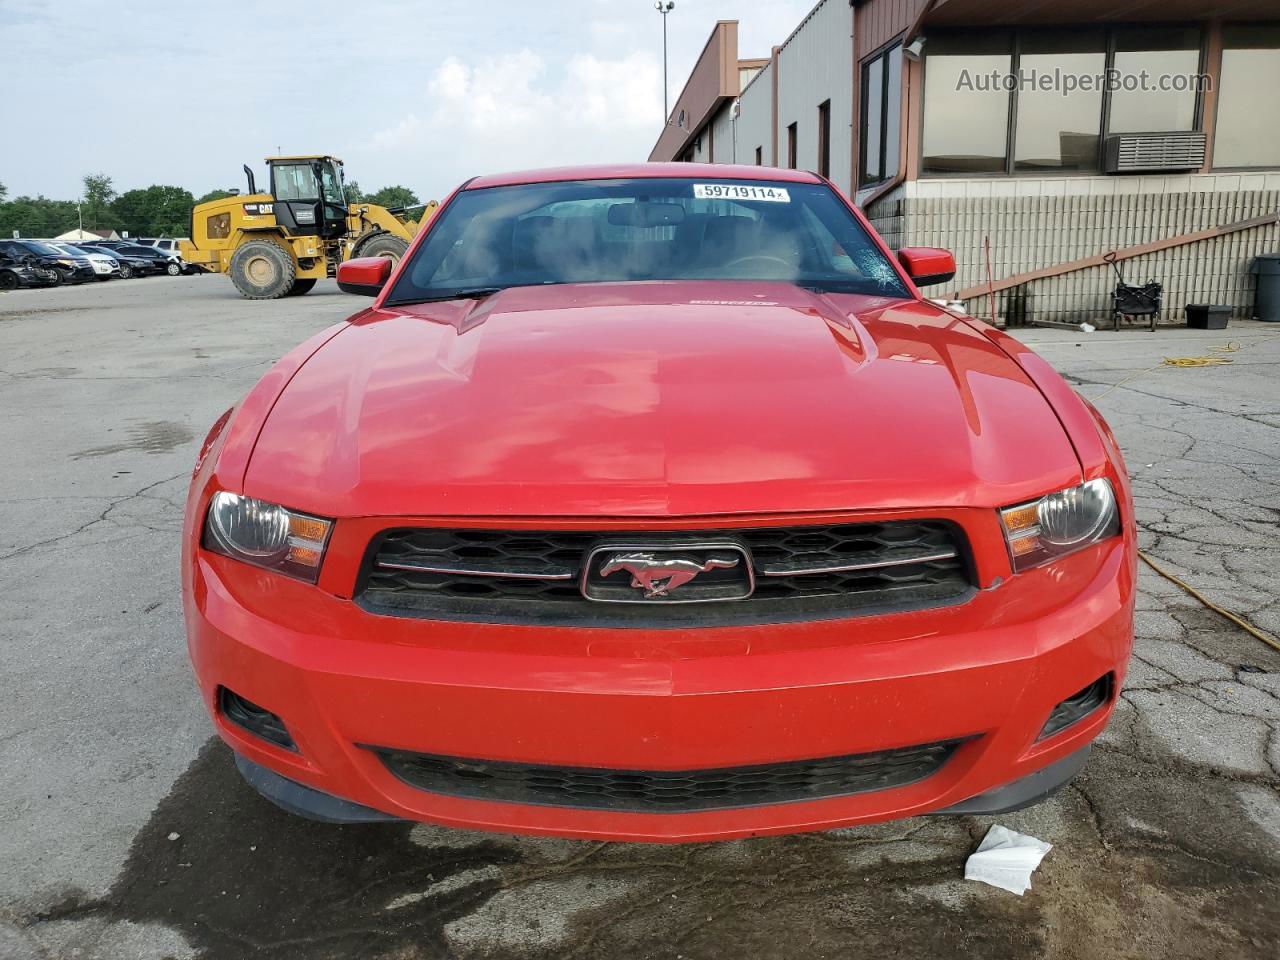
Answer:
[[649, 21, 742, 162], [924, 0, 1277, 27]]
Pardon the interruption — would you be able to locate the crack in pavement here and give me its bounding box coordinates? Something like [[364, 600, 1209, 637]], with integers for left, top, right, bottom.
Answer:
[[0, 472, 185, 562]]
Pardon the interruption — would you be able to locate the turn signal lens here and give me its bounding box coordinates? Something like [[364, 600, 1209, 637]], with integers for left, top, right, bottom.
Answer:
[[204, 492, 332, 582], [1000, 479, 1119, 572]]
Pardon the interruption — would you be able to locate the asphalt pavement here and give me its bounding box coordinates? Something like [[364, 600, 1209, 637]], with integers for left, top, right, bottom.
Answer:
[[1, 277, 1277, 959]]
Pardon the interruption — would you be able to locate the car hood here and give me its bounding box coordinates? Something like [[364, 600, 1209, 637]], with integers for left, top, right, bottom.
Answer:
[[244, 282, 1082, 518]]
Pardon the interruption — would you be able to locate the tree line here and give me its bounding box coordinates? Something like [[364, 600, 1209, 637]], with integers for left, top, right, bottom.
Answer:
[[0, 175, 422, 240]]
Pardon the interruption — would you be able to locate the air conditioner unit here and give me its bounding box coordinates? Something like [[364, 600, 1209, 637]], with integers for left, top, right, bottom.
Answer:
[[1104, 132, 1206, 173]]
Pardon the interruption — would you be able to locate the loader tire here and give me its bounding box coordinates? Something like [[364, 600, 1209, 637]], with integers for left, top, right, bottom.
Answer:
[[285, 278, 317, 296], [230, 239, 296, 299], [354, 233, 409, 266]]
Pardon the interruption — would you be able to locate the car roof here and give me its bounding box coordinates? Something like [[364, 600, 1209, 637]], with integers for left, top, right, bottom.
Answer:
[[465, 162, 824, 190]]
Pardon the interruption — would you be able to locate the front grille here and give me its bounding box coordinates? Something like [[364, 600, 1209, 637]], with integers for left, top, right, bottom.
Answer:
[[357, 520, 974, 626], [372, 739, 966, 813]]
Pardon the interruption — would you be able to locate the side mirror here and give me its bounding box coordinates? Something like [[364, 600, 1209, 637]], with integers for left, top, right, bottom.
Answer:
[[898, 247, 956, 287], [337, 256, 393, 296]]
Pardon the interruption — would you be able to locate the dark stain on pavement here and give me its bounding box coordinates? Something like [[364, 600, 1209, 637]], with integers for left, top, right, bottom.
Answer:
[[27, 740, 521, 959], [18, 739, 1280, 959], [72, 420, 195, 459]]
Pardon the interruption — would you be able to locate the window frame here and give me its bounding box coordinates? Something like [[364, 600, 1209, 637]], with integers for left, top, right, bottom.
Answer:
[[1212, 22, 1280, 171], [817, 99, 831, 178], [918, 23, 1209, 179], [859, 40, 903, 187], [786, 122, 798, 169]]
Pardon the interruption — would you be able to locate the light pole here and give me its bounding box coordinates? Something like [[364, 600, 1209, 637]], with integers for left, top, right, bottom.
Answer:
[[656, 1, 675, 123]]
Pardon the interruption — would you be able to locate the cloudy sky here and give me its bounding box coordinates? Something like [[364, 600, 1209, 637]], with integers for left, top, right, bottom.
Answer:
[[3, 0, 814, 203]]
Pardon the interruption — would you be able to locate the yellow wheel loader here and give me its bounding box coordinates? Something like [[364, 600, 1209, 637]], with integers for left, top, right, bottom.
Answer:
[[181, 156, 436, 299]]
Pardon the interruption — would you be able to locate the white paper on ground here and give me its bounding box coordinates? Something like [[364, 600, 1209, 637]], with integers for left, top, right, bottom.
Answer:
[[963, 825, 1053, 895]]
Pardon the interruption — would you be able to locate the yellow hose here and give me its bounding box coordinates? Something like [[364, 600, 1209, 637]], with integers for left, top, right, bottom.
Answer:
[[1081, 337, 1280, 655], [1162, 340, 1240, 367], [1091, 338, 1280, 401], [1138, 550, 1280, 654]]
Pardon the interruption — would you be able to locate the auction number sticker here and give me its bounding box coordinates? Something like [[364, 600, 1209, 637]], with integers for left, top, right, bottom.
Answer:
[[693, 184, 790, 202]]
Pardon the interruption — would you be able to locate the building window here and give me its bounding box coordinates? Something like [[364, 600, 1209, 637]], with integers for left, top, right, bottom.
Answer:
[[922, 32, 1012, 175], [860, 44, 902, 186], [1109, 27, 1201, 133], [755, 146, 763, 165], [923, 26, 1209, 177], [786, 122, 798, 168], [1014, 30, 1105, 172], [817, 100, 831, 177], [1215, 24, 1280, 168]]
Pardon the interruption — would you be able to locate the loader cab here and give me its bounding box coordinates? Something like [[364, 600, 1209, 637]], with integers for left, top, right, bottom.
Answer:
[[266, 156, 348, 240]]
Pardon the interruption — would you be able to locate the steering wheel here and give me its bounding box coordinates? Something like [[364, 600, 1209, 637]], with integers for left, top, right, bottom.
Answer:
[[723, 254, 793, 272]]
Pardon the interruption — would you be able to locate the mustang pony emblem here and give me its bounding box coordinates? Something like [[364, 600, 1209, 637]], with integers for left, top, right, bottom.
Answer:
[[597, 552, 740, 598]]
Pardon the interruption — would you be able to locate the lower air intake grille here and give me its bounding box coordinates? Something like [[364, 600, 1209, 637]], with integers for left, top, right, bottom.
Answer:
[[372, 739, 967, 813], [357, 520, 974, 626], [1039, 674, 1113, 740]]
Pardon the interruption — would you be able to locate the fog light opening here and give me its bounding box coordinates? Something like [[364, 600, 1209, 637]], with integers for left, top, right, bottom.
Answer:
[[1038, 673, 1113, 741], [218, 686, 297, 751]]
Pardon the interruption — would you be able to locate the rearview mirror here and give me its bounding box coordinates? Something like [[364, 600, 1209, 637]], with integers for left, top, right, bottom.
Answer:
[[607, 202, 686, 228], [897, 247, 956, 287], [337, 256, 393, 296]]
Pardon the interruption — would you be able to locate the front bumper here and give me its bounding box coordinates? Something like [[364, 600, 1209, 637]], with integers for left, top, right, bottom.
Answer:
[[233, 741, 1094, 824], [17, 270, 59, 287], [184, 533, 1132, 842]]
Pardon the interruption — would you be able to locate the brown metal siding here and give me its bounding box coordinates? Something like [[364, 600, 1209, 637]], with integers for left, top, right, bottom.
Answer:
[[857, 0, 929, 60], [925, 0, 1277, 27], [649, 21, 740, 162]]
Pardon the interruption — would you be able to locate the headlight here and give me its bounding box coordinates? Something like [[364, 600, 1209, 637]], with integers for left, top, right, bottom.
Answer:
[[203, 492, 332, 582], [999, 479, 1119, 571]]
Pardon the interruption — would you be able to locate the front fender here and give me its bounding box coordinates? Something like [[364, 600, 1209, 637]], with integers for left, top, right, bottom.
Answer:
[[210, 321, 354, 493]]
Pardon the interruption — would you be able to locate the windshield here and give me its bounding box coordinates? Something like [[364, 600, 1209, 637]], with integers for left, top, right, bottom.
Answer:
[[385, 177, 909, 305], [273, 163, 318, 201], [22, 241, 65, 256]]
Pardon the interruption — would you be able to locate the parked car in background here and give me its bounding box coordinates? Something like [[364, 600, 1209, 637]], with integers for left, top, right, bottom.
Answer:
[[73, 244, 151, 279], [135, 238, 185, 257], [0, 240, 95, 284], [0, 248, 61, 290], [106, 243, 188, 276], [45, 242, 120, 280]]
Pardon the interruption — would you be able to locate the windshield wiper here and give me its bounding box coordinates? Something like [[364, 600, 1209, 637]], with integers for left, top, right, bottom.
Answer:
[[390, 287, 506, 306]]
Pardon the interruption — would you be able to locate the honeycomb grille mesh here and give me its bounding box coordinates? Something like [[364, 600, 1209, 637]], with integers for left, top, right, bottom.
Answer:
[[373, 739, 966, 812], [359, 521, 972, 625]]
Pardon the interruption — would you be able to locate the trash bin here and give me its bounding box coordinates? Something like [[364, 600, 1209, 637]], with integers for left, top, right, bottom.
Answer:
[[1249, 253, 1280, 322], [1186, 304, 1230, 329]]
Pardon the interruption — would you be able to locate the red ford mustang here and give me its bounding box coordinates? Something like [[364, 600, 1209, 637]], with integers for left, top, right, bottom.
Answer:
[[182, 163, 1134, 841]]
